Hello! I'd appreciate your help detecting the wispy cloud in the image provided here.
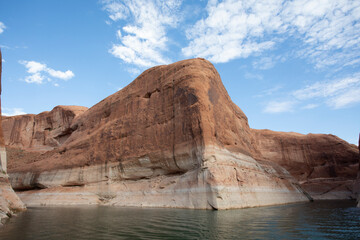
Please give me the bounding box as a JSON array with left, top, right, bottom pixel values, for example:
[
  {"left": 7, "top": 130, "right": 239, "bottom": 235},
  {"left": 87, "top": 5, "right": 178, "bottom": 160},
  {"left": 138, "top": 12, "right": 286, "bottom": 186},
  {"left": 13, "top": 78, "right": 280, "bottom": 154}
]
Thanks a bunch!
[
  {"left": 2, "top": 108, "right": 26, "bottom": 116},
  {"left": 0, "top": 22, "right": 6, "bottom": 34},
  {"left": 283, "top": 0, "right": 360, "bottom": 69},
  {"left": 327, "top": 88, "right": 360, "bottom": 109},
  {"left": 102, "top": 0, "right": 182, "bottom": 68},
  {"left": 19, "top": 60, "right": 74, "bottom": 84},
  {"left": 254, "top": 85, "right": 283, "bottom": 98},
  {"left": 263, "top": 73, "right": 360, "bottom": 112},
  {"left": 293, "top": 74, "right": 360, "bottom": 106},
  {"left": 182, "top": 0, "right": 280, "bottom": 63},
  {"left": 263, "top": 100, "right": 296, "bottom": 113},
  {"left": 302, "top": 103, "right": 318, "bottom": 109},
  {"left": 244, "top": 72, "right": 263, "bottom": 81},
  {"left": 253, "top": 57, "right": 276, "bottom": 70},
  {"left": 182, "top": 0, "right": 360, "bottom": 70}
]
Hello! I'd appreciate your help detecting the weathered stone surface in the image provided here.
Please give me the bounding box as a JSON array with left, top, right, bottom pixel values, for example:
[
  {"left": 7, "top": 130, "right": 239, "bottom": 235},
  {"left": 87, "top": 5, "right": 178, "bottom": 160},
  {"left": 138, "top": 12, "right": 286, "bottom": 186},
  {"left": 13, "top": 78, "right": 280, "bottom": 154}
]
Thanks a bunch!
[
  {"left": 252, "top": 129, "right": 359, "bottom": 200},
  {"left": 0, "top": 173, "right": 26, "bottom": 225},
  {"left": 0, "top": 48, "right": 26, "bottom": 226},
  {"left": 3, "top": 58, "right": 357, "bottom": 209},
  {"left": 2, "top": 105, "right": 88, "bottom": 152}
]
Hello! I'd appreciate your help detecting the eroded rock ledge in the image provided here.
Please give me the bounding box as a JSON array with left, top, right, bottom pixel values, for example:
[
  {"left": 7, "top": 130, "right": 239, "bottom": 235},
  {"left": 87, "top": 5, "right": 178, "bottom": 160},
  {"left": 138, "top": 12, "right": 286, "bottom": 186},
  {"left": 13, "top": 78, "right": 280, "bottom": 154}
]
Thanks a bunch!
[{"left": 3, "top": 58, "right": 358, "bottom": 209}]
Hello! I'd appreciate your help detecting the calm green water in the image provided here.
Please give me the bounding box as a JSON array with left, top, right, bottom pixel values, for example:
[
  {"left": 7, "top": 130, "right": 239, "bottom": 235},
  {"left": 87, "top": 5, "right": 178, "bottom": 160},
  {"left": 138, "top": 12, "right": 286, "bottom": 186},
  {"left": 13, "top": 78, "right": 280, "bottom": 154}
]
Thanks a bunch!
[{"left": 0, "top": 201, "right": 359, "bottom": 240}]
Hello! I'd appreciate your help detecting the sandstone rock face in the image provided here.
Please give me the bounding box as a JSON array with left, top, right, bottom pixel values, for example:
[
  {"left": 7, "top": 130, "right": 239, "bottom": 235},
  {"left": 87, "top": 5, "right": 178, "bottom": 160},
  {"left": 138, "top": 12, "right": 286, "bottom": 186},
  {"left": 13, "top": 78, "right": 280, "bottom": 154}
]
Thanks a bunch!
[
  {"left": 5, "top": 59, "right": 309, "bottom": 209},
  {"left": 4, "top": 58, "right": 357, "bottom": 209},
  {"left": 0, "top": 173, "right": 26, "bottom": 225},
  {"left": 252, "top": 129, "right": 359, "bottom": 200},
  {"left": 0, "top": 48, "right": 25, "bottom": 226},
  {"left": 3, "top": 105, "right": 88, "bottom": 152}
]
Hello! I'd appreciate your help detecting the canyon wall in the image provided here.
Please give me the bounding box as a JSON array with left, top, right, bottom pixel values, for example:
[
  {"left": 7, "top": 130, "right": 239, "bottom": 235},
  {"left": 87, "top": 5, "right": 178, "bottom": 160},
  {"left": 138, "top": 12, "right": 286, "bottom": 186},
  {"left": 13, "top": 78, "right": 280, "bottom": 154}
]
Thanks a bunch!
[
  {"left": 2, "top": 105, "right": 88, "bottom": 152},
  {"left": 3, "top": 58, "right": 358, "bottom": 209},
  {"left": 0, "top": 48, "right": 26, "bottom": 226},
  {"left": 252, "top": 129, "right": 358, "bottom": 200}
]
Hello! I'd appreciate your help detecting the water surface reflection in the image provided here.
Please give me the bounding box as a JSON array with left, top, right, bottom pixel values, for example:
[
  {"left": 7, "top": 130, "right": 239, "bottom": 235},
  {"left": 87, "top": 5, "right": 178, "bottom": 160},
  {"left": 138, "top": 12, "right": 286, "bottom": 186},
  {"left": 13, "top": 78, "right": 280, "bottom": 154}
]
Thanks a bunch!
[{"left": 0, "top": 200, "right": 359, "bottom": 239}]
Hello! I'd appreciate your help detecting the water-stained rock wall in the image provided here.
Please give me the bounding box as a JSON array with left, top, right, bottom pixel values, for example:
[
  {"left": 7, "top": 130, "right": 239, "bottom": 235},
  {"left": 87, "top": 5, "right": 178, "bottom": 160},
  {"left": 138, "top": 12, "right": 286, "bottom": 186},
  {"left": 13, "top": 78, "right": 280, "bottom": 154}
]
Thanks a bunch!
[
  {"left": 3, "top": 58, "right": 358, "bottom": 209},
  {"left": 0, "top": 49, "right": 26, "bottom": 226}
]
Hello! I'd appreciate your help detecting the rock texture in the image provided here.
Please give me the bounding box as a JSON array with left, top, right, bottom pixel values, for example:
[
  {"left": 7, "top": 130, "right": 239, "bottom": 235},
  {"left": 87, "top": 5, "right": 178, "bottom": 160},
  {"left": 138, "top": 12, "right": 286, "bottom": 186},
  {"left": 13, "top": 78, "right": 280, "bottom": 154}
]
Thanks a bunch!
[
  {"left": 0, "top": 173, "right": 25, "bottom": 225},
  {"left": 0, "top": 48, "right": 26, "bottom": 226},
  {"left": 253, "top": 129, "right": 359, "bottom": 200},
  {"left": 3, "top": 58, "right": 358, "bottom": 209},
  {"left": 3, "top": 105, "right": 88, "bottom": 152}
]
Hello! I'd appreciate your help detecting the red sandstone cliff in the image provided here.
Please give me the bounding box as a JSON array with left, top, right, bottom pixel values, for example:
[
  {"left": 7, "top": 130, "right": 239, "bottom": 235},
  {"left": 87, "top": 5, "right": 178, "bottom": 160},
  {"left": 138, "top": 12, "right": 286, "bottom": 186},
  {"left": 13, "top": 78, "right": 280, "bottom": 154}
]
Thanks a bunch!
[
  {"left": 252, "top": 129, "right": 358, "bottom": 199},
  {"left": 3, "top": 105, "right": 88, "bottom": 152},
  {"left": 3, "top": 58, "right": 358, "bottom": 209}
]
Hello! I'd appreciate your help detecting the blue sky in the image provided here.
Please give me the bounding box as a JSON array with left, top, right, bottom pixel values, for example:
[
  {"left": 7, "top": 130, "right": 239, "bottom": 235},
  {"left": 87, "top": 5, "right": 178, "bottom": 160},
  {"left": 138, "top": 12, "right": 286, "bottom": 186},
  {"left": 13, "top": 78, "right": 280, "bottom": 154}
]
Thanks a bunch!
[{"left": 0, "top": 0, "right": 359, "bottom": 145}]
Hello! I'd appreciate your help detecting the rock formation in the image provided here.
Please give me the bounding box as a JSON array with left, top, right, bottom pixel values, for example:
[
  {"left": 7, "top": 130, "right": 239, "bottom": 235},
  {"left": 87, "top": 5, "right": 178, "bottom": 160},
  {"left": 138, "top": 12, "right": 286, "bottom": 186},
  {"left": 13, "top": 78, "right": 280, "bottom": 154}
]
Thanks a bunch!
[
  {"left": 3, "top": 58, "right": 359, "bottom": 209},
  {"left": 253, "top": 130, "right": 358, "bottom": 200},
  {"left": 2, "top": 105, "right": 88, "bottom": 152},
  {"left": 0, "top": 48, "right": 26, "bottom": 226}
]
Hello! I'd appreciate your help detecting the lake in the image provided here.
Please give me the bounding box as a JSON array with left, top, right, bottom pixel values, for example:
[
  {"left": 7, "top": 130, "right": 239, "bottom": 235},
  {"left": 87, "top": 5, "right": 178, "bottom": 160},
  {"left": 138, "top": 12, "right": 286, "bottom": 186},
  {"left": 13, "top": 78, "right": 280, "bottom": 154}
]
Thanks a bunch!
[{"left": 0, "top": 201, "right": 359, "bottom": 239}]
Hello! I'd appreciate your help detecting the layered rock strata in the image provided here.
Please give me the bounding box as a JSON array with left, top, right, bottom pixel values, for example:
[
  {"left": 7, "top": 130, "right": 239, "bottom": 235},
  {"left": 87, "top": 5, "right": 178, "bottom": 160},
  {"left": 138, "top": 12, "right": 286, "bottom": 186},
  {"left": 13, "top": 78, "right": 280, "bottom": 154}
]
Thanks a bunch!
[
  {"left": 5, "top": 59, "right": 309, "bottom": 209},
  {"left": 3, "top": 105, "right": 88, "bottom": 152},
  {"left": 253, "top": 130, "right": 359, "bottom": 200},
  {"left": 3, "top": 58, "right": 358, "bottom": 209},
  {"left": 0, "top": 48, "right": 26, "bottom": 225},
  {"left": 0, "top": 173, "right": 25, "bottom": 225}
]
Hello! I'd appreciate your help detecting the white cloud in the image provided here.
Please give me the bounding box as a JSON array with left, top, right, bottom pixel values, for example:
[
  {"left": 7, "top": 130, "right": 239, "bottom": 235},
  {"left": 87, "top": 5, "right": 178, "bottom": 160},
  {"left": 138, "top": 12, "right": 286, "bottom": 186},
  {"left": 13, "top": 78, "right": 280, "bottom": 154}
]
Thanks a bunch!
[
  {"left": 103, "top": 0, "right": 182, "bottom": 68},
  {"left": 47, "top": 69, "right": 74, "bottom": 80},
  {"left": 20, "top": 61, "right": 46, "bottom": 74},
  {"left": 2, "top": 108, "right": 26, "bottom": 116},
  {"left": 253, "top": 57, "right": 276, "bottom": 70},
  {"left": 182, "top": 0, "right": 285, "bottom": 63},
  {"left": 24, "top": 73, "right": 45, "bottom": 84},
  {"left": 245, "top": 72, "right": 263, "bottom": 80},
  {"left": 183, "top": 0, "right": 360, "bottom": 69},
  {"left": 20, "top": 60, "right": 75, "bottom": 84},
  {"left": 302, "top": 103, "right": 318, "bottom": 109},
  {"left": 263, "top": 100, "right": 296, "bottom": 113},
  {"left": 255, "top": 85, "right": 282, "bottom": 98},
  {"left": 293, "top": 75, "right": 360, "bottom": 101},
  {"left": 264, "top": 73, "right": 360, "bottom": 112},
  {"left": 127, "top": 67, "right": 141, "bottom": 76},
  {"left": 0, "top": 22, "right": 6, "bottom": 34},
  {"left": 285, "top": 1, "right": 360, "bottom": 69},
  {"left": 327, "top": 88, "right": 360, "bottom": 109}
]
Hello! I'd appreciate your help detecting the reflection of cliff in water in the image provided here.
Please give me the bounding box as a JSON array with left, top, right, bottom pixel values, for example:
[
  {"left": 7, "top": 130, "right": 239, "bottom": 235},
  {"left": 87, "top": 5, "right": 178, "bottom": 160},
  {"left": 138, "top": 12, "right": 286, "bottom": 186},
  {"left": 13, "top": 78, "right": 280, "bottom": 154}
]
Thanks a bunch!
[{"left": 0, "top": 201, "right": 359, "bottom": 239}]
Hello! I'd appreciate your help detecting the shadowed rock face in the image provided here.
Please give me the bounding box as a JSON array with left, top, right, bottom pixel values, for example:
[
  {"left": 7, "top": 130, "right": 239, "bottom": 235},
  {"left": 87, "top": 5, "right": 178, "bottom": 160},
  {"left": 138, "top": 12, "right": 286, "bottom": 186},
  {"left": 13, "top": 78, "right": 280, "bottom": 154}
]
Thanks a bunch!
[
  {"left": 253, "top": 129, "right": 358, "bottom": 199},
  {"left": 3, "top": 58, "right": 358, "bottom": 209},
  {"left": 0, "top": 48, "right": 26, "bottom": 226}
]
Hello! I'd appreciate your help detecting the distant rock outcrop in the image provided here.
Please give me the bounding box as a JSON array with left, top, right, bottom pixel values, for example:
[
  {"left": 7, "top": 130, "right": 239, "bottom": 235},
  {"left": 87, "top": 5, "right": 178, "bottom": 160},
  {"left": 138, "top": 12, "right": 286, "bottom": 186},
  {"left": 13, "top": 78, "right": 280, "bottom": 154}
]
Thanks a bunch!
[
  {"left": 3, "top": 105, "right": 88, "bottom": 152},
  {"left": 0, "top": 48, "right": 26, "bottom": 226},
  {"left": 253, "top": 129, "right": 358, "bottom": 200},
  {"left": 3, "top": 58, "right": 359, "bottom": 209}
]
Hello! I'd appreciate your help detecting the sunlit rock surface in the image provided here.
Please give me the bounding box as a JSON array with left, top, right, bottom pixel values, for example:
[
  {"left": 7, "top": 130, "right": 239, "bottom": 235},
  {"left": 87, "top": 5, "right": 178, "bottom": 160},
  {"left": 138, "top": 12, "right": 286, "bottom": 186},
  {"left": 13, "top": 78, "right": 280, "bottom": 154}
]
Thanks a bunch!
[{"left": 3, "top": 59, "right": 358, "bottom": 209}]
